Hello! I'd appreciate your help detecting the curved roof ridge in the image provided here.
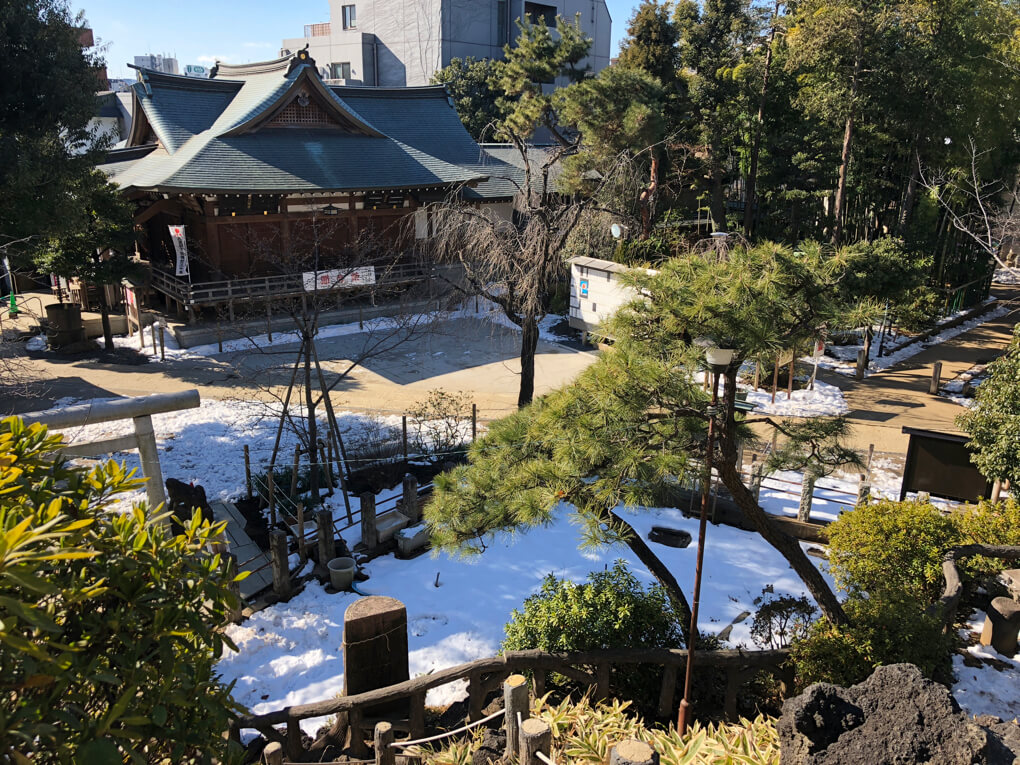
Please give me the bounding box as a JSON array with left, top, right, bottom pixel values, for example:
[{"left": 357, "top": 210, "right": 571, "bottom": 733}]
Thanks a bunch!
[{"left": 210, "top": 53, "right": 295, "bottom": 79}]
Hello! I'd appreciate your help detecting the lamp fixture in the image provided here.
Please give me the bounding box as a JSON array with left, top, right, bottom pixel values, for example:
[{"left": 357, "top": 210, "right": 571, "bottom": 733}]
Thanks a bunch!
[{"left": 321, "top": 204, "right": 340, "bottom": 216}]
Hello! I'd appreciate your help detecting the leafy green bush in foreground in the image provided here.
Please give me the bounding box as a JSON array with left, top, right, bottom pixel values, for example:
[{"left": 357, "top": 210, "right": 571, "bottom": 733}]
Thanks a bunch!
[{"left": 0, "top": 417, "right": 244, "bottom": 764}]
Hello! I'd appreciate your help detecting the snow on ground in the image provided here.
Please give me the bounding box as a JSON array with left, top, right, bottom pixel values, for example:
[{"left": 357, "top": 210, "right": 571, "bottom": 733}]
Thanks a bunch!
[
  {"left": 743, "top": 378, "right": 848, "bottom": 417},
  {"left": 816, "top": 300, "right": 1008, "bottom": 378},
  {"left": 218, "top": 503, "right": 835, "bottom": 737},
  {"left": 107, "top": 301, "right": 575, "bottom": 361},
  {"left": 953, "top": 610, "right": 1020, "bottom": 720},
  {"left": 994, "top": 267, "right": 1020, "bottom": 286}
]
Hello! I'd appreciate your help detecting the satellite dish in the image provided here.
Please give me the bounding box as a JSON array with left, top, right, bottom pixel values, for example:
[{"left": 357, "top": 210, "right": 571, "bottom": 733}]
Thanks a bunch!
[{"left": 611, "top": 223, "right": 624, "bottom": 239}]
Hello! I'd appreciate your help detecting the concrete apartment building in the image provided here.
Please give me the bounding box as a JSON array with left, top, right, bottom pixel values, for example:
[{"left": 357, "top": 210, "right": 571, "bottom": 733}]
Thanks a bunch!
[{"left": 280, "top": 0, "right": 611, "bottom": 87}]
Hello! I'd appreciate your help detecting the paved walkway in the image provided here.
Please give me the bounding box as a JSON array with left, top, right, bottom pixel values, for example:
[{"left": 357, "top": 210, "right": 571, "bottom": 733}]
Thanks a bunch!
[{"left": 821, "top": 284, "right": 1020, "bottom": 453}]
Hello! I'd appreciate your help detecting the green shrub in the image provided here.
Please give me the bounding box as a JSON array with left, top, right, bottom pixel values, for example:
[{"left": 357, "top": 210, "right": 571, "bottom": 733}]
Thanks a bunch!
[
  {"left": 0, "top": 417, "right": 244, "bottom": 763},
  {"left": 826, "top": 499, "right": 962, "bottom": 601},
  {"left": 790, "top": 594, "right": 952, "bottom": 689},
  {"left": 502, "top": 561, "right": 683, "bottom": 712}
]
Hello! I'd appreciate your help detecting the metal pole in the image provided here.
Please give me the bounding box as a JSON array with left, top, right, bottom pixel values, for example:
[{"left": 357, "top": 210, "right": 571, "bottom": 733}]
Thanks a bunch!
[{"left": 677, "top": 366, "right": 721, "bottom": 734}]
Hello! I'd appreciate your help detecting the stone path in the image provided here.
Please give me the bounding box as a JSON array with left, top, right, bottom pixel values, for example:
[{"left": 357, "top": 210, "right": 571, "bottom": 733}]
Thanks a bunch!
[
  {"left": 819, "top": 283, "right": 1020, "bottom": 453},
  {"left": 210, "top": 499, "right": 273, "bottom": 599}
]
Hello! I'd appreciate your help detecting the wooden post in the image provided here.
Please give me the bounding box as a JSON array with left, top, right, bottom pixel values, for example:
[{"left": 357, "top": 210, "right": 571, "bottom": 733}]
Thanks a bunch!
[
  {"left": 268, "top": 469, "right": 277, "bottom": 527},
  {"left": 290, "top": 444, "right": 301, "bottom": 499},
  {"left": 321, "top": 442, "right": 334, "bottom": 493},
  {"left": 856, "top": 476, "right": 871, "bottom": 508},
  {"left": 217, "top": 320, "right": 223, "bottom": 353},
  {"left": 787, "top": 355, "right": 795, "bottom": 400},
  {"left": 402, "top": 415, "right": 408, "bottom": 461},
  {"left": 504, "top": 674, "right": 530, "bottom": 759},
  {"left": 611, "top": 740, "right": 659, "bottom": 765},
  {"left": 158, "top": 322, "right": 165, "bottom": 361},
  {"left": 263, "top": 742, "right": 283, "bottom": 765},
  {"left": 520, "top": 718, "right": 552, "bottom": 765},
  {"left": 865, "top": 443, "right": 875, "bottom": 480},
  {"left": 286, "top": 721, "right": 302, "bottom": 761},
  {"left": 798, "top": 471, "right": 816, "bottom": 522},
  {"left": 596, "top": 662, "right": 610, "bottom": 701},
  {"left": 751, "top": 461, "right": 764, "bottom": 503},
  {"left": 855, "top": 349, "right": 867, "bottom": 380},
  {"left": 150, "top": 321, "right": 157, "bottom": 354},
  {"left": 244, "top": 444, "right": 252, "bottom": 500},
  {"left": 753, "top": 361, "right": 760, "bottom": 390},
  {"left": 657, "top": 664, "right": 677, "bottom": 719},
  {"left": 468, "top": 671, "right": 484, "bottom": 721},
  {"left": 296, "top": 504, "right": 307, "bottom": 562},
  {"left": 316, "top": 508, "right": 333, "bottom": 565},
  {"left": 402, "top": 473, "right": 419, "bottom": 523},
  {"left": 266, "top": 301, "right": 273, "bottom": 342},
  {"left": 374, "top": 721, "right": 395, "bottom": 765},
  {"left": 132, "top": 414, "right": 167, "bottom": 512},
  {"left": 348, "top": 708, "right": 368, "bottom": 758},
  {"left": 225, "top": 552, "right": 243, "bottom": 624},
  {"left": 929, "top": 361, "right": 943, "bottom": 395},
  {"left": 360, "top": 492, "right": 377, "bottom": 552},
  {"left": 409, "top": 691, "right": 426, "bottom": 738},
  {"left": 771, "top": 356, "right": 780, "bottom": 403},
  {"left": 359, "top": 306, "right": 364, "bottom": 330},
  {"left": 471, "top": 403, "right": 477, "bottom": 442},
  {"left": 269, "top": 530, "right": 291, "bottom": 599}
]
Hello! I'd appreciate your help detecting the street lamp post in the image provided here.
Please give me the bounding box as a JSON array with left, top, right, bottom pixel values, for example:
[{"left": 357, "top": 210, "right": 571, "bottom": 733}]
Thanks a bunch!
[{"left": 677, "top": 345, "right": 734, "bottom": 734}]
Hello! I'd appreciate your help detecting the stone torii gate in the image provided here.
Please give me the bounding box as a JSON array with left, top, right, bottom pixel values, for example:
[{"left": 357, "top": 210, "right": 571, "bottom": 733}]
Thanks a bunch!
[{"left": 19, "top": 390, "right": 201, "bottom": 510}]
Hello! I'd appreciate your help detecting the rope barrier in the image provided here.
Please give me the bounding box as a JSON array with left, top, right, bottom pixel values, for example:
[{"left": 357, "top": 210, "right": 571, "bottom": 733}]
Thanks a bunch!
[{"left": 392, "top": 708, "right": 505, "bottom": 749}]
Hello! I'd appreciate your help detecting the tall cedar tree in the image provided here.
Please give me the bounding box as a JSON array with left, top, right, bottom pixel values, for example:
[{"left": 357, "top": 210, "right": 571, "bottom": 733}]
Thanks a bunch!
[{"left": 430, "top": 57, "right": 504, "bottom": 141}]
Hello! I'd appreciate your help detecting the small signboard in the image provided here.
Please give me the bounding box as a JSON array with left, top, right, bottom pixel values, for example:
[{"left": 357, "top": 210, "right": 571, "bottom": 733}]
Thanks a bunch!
[
  {"left": 579, "top": 279, "right": 589, "bottom": 298},
  {"left": 302, "top": 266, "right": 376, "bottom": 292},
  {"left": 813, "top": 338, "right": 825, "bottom": 358}
]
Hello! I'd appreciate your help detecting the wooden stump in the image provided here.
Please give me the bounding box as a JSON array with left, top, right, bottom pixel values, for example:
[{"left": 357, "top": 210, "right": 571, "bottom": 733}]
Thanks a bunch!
[
  {"left": 519, "top": 718, "right": 551, "bottom": 765},
  {"left": 504, "top": 674, "right": 530, "bottom": 758},
  {"left": 610, "top": 739, "right": 659, "bottom": 765},
  {"left": 374, "top": 721, "right": 395, "bottom": 765}
]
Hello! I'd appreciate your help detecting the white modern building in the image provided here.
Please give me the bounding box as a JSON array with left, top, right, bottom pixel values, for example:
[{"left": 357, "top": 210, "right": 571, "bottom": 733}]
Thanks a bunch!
[
  {"left": 568, "top": 256, "right": 647, "bottom": 335},
  {"left": 281, "top": 0, "right": 611, "bottom": 87},
  {"left": 133, "top": 54, "right": 179, "bottom": 75}
]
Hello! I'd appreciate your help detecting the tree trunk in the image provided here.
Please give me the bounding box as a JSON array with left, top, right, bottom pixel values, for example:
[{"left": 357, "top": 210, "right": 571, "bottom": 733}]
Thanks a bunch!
[
  {"left": 610, "top": 509, "right": 694, "bottom": 645},
  {"left": 710, "top": 160, "right": 728, "bottom": 233},
  {"left": 639, "top": 157, "right": 661, "bottom": 240},
  {"left": 861, "top": 325, "right": 873, "bottom": 366},
  {"left": 304, "top": 332, "right": 320, "bottom": 504},
  {"left": 99, "top": 289, "right": 113, "bottom": 350},
  {"left": 518, "top": 314, "right": 540, "bottom": 408},
  {"left": 897, "top": 152, "right": 920, "bottom": 236},
  {"left": 717, "top": 371, "right": 848, "bottom": 625},
  {"left": 832, "top": 54, "right": 861, "bottom": 246},
  {"left": 743, "top": 0, "right": 780, "bottom": 238}
]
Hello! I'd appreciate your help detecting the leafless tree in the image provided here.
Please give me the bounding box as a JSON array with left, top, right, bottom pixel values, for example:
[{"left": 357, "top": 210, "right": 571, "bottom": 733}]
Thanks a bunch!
[
  {"left": 425, "top": 146, "right": 648, "bottom": 408},
  {"left": 919, "top": 138, "right": 1020, "bottom": 278},
  {"left": 197, "top": 212, "right": 444, "bottom": 512}
]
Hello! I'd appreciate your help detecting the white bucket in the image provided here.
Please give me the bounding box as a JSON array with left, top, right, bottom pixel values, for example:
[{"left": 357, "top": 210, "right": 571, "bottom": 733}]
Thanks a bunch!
[{"left": 327, "top": 556, "right": 356, "bottom": 591}]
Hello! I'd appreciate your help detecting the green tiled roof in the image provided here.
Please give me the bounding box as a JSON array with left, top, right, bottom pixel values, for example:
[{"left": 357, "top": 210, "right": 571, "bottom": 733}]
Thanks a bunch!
[{"left": 110, "top": 54, "right": 519, "bottom": 199}]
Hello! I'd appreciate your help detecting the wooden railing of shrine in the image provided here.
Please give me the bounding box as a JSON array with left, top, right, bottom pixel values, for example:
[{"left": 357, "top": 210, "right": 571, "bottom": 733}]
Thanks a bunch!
[
  {"left": 230, "top": 647, "right": 792, "bottom": 760},
  {"left": 150, "top": 262, "right": 433, "bottom": 308}
]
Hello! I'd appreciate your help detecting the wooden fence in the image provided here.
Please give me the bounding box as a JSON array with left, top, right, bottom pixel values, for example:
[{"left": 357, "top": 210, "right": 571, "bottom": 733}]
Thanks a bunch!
[{"left": 232, "top": 646, "right": 791, "bottom": 761}]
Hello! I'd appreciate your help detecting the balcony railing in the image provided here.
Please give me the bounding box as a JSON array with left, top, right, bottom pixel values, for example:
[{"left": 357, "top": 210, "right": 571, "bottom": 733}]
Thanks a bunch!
[{"left": 150, "top": 261, "right": 433, "bottom": 307}]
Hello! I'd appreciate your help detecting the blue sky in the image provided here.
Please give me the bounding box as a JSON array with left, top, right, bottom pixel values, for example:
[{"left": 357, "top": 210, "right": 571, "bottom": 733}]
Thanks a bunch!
[{"left": 75, "top": 0, "right": 639, "bottom": 80}]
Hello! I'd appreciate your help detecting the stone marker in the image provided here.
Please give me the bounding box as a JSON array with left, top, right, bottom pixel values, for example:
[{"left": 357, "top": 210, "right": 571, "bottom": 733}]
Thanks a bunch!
[
  {"left": 343, "top": 596, "right": 409, "bottom": 716},
  {"left": 980, "top": 596, "right": 1020, "bottom": 656}
]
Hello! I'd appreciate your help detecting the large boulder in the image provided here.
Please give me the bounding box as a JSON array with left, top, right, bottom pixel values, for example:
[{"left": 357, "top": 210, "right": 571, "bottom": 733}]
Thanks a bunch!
[{"left": 779, "top": 663, "right": 1020, "bottom": 764}]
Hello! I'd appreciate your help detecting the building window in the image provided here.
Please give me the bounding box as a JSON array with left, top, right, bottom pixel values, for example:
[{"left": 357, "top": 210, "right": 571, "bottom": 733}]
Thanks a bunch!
[
  {"left": 342, "top": 4, "right": 356, "bottom": 29},
  {"left": 497, "top": 0, "right": 508, "bottom": 44},
  {"left": 331, "top": 62, "right": 352, "bottom": 80},
  {"left": 524, "top": 2, "right": 556, "bottom": 27}
]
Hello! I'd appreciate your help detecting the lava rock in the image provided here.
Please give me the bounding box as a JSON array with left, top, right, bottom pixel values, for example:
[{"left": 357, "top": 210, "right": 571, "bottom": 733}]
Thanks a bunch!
[
  {"left": 779, "top": 663, "right": 1020, "bottom": 764},
  {"left": 648, "top": 526, "right": 692, "bottom": 549},
  {"left": 471, "top": 727, "right": 506, "bottom": 765}
]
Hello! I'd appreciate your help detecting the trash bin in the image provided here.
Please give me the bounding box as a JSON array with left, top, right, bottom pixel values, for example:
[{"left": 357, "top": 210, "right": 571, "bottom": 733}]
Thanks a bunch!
[{"left": 327, "top": 557, "right": 356, "bottom": 591}]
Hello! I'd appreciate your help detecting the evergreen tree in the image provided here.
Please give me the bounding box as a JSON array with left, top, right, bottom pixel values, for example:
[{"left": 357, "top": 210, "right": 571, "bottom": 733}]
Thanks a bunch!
[
  {"left": 957, "top": 327, "right": 1020, "bottom": 489},
  {"left": 617, "top": 1, "right": 680, "bottom": 88},
  {"left": 430, "top": 57, "right": 504, "bottom": 141},
  {"left": 0, "top": 0, "right": 108, "bottom": 257},
  {"left": 427, "top": 242, "right": 881, "bottom": 630},
  {"left": 36, "top": 171, "right": 140, "bottom": 349}
]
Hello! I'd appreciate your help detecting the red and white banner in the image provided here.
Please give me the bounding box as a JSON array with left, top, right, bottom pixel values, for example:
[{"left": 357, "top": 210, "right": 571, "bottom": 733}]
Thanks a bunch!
[
  {"left": 169, "top": 225, "right": 189, "bottom": 277},
  {"left": 302, "top": 266, "right": 376, "bottom": 292}
]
